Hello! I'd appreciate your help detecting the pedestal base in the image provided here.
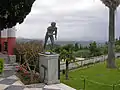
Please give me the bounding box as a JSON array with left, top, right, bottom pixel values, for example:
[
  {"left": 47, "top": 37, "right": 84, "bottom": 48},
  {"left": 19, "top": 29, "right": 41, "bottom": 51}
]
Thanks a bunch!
[
  {"left": 44, "top": 80, "right": 60, "bottom": 85},
  {"left": 39, "top": 53, "right": 60, "bottom": 85}
]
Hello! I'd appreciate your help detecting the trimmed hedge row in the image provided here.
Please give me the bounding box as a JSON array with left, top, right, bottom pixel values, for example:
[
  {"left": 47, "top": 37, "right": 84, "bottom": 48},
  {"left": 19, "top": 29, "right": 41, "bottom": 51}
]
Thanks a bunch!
[{"left": 0, "top": 58, "right": 4, "bottom": 74}]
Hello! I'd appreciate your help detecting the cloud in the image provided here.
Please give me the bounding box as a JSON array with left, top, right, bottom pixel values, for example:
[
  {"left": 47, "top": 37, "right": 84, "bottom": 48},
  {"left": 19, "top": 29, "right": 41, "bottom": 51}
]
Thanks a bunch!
[{"left": 16, "top": 0, "right": 120, "bottom": 41}]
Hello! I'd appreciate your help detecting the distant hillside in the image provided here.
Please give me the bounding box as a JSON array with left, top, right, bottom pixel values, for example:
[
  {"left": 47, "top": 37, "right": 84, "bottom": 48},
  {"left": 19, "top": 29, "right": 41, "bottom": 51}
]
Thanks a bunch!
[
  {"left": 16, "top": 38, "right": 105, "bottom": 46},
  {"left": 16, "top": 38, "right": 32, "bottom": 43},
  {"left": 54, "top": 41, "right": 105, "bottom": 46}
]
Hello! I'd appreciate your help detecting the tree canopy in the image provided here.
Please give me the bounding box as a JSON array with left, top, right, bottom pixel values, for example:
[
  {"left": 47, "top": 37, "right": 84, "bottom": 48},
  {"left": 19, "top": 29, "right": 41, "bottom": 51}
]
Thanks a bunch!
[
  {"left": 101, "top": 0, "right": 120, "bottom": 9},
  {"left": 0, "top": 0, "right": 35, "bottom": 30}
]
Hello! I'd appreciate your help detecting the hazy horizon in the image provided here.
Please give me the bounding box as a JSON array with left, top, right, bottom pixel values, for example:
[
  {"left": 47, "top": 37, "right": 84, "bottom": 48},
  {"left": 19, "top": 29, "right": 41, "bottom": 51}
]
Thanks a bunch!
[{"left": 16, "top": 37, "right": 106, "bottom": 42}]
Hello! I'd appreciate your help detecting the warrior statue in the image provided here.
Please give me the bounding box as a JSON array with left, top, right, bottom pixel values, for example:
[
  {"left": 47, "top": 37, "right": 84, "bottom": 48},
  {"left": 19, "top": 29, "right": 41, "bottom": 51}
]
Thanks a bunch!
[{"left": 43, "top": 22, "right": 57, "bottom": 51}]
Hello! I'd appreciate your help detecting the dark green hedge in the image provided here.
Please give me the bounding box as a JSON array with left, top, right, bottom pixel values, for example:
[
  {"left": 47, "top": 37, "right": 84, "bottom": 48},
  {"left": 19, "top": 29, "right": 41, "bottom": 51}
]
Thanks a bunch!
[{"left": 0, "top": 58, "right": 4, "bottom": 73}]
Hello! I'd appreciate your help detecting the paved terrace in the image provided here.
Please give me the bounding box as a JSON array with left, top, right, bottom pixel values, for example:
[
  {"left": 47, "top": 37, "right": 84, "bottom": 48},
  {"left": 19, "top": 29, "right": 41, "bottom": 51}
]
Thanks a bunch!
[{"left": 0, "top": 53, "right": 76, "bottom": 90}]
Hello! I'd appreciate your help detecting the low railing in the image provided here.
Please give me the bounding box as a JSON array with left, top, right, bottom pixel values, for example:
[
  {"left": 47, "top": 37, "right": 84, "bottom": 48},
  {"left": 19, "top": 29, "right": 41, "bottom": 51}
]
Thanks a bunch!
[
  {"left": 79, "top": 75, "right": 120, "bottom": 90},
  {"left": 60, "top": 53, "right": 120, "bottom": 70}
]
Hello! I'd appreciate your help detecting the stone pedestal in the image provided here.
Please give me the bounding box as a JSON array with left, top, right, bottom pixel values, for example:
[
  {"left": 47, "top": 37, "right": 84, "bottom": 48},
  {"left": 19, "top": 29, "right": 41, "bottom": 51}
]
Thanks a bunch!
[{"left": 39, "top": 53, "right": 60, "bottom": 85}]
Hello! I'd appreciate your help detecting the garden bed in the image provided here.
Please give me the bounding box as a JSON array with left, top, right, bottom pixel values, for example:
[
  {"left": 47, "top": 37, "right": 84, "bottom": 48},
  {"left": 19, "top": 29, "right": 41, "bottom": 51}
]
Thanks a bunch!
[
  {"left": 16, "top": 72, "right": 40, "bottom": 85},
  {"left": 16, "top": 65, "right": 41, "bottom": 85}
]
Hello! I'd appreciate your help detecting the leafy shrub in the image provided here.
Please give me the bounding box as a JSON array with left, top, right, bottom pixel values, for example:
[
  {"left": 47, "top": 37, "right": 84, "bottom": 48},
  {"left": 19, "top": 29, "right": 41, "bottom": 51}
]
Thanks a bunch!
[
  {"left": 74, "top": 50, "right": 90, "bottom": 58},
  {"left": 0, "top": 58, "right": 4, "bottom": 73}
]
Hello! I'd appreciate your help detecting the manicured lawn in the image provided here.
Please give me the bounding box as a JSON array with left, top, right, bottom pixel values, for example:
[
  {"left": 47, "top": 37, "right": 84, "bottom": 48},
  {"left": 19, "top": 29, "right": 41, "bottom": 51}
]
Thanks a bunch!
[{"left": 61, "top": 59, "right": 120, "bottom": 90}]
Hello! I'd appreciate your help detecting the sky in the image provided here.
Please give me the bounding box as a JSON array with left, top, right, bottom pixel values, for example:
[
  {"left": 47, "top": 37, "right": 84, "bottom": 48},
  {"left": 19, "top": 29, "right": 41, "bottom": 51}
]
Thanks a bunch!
[{"left": 16, "top": 0, "right": 120, "bottom": 41}]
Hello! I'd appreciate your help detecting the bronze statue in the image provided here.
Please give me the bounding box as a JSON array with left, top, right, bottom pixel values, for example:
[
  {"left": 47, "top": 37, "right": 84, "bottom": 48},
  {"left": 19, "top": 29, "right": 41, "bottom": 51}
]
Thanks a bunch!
[{"left": 43, "top": 22, "right": 57, "bottom": 51}]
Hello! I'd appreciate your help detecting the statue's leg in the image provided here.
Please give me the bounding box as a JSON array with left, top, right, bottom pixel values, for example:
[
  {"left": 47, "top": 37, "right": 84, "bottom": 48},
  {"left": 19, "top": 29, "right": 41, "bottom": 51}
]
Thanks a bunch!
[
  {"left": 44, "top": 35, "right": 48, "bottom": 49},
  {"left": 50, "top": 36, "right": 54, "bottom": 50}
]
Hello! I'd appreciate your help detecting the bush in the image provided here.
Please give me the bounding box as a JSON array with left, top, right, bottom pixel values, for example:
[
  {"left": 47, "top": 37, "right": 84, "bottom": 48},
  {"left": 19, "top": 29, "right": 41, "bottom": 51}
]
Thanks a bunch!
[
  {"left": 74, "top": 50, "right": 90, "bottom": 58},
  {"left": 0, "top": 58, "right": 4, "bottom": 74}
]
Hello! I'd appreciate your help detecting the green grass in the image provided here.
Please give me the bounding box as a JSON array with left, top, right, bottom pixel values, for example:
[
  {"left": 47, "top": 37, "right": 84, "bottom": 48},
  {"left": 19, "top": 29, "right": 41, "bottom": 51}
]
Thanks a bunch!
[{"left": 61, "top": 59, "right": 120, "bottom": 90}]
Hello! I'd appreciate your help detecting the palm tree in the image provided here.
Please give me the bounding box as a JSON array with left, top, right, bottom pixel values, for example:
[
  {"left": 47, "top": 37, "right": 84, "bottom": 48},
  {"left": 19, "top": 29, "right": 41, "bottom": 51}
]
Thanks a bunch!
[
  {"left": 59, "top": 45, "right": 75, "bottom": 80},
  {"left": 101, "top": 0, "right": 120, "bottom": 68}
]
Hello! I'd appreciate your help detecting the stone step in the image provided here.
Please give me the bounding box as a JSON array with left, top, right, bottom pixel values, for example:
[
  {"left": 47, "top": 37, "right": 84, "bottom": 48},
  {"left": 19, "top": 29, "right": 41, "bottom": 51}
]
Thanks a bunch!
[
  {"left": 0, "top": 54, "right": 10, "bottom": 64},
  {"left": 55, "top": 83, "right": 76, "bottom": 90},
  {"left": 26, "top": 83, "right": 45, "bottom": 88},
  {"left": 0, "top": 54, "right": 16, "bottom": 64},
  {"left": 4, "top": 63, "right": 19, "bottom": 66},
  {"left": 4, "top": 63, "right": 19, "bottom": 70},
  {"left": 4, "top": 66, "right": 14, "bottom": 70},
  {"left": 43, "top": 83, "right": 76, "bottom": 90}
]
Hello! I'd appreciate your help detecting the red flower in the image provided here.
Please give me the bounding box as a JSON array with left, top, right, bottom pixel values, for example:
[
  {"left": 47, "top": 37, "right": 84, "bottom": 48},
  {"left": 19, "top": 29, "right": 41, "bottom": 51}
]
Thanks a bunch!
[
  {"left": 16, "top": 66, "right": 20, "bottom": 68},
  {"left": 24, "top": 71, "right": 29, "bottom": 75},
  {"left": 19, "top": 67, "right": 23, "bottom": 71}
]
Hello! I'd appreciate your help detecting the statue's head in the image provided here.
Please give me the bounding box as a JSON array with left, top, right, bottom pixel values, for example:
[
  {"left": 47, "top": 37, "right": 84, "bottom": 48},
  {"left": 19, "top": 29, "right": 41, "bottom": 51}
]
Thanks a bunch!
[{"left": 51, "top": 22, "right": 56, "bottom": 27}]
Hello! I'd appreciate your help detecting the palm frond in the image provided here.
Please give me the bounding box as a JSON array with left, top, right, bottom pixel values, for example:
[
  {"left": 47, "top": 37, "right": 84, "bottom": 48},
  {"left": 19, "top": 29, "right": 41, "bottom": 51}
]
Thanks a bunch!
[{"left": 101, "top": 0, "right": 120, "bottom": 8}]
